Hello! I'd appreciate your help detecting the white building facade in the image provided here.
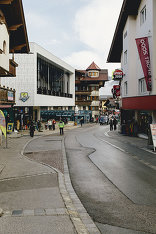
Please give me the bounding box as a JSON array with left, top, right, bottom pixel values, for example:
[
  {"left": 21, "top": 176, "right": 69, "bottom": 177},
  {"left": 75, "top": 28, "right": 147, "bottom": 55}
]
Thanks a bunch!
[
  {"left": 108, "top": 0, "right": 156, "bottom": 135},
  {"left": 1, "top": 43, "right": 75, "bottom": 125}
]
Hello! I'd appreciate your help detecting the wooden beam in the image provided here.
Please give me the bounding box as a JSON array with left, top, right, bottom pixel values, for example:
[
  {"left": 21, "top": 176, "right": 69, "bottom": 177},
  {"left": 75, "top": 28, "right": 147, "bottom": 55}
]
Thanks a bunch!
[
  {"left": 10, "top": 43, "right": 26, "bottom": 52},
  {"left": 8, "top": 24, "right": 23, "bottom": 31},
  {"left": 0, "top": 0, "right": 14, "bottom": 4}
]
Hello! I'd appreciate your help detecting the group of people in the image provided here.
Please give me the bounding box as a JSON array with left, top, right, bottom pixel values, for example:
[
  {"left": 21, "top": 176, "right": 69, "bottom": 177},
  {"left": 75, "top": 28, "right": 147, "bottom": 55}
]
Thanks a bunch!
[
  {"left": 109, "top": 116, "right": 117, "bottom": 131},
  {"left": 29, "top": 118, "right": 65, "bottom": 137},
  {"left": 47, "top": 119, "right": 56, "bottom": 130}
]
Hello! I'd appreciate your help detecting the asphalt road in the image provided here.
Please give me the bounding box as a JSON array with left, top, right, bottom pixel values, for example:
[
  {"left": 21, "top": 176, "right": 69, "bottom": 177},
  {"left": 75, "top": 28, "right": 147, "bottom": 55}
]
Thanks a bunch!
[{"left": 65, "top": 124, "right": 156, "bottom": 234}]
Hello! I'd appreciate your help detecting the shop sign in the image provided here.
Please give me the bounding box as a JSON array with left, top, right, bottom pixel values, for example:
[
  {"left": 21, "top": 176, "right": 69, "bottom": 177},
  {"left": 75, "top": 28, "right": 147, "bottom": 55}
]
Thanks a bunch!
[
  {"left": 20, "top": 92, "right": 29, "bottom": 102},
  {"left": 135, "top": 37, "right": 152, "bottom": 91},
  {"left": 8, "top": 91, "right": 14, "bottom": 101},
  {"left": 150, "top": 124, "right": 156, "bottom": 151},
  {"left": 112, "top": 85, "right": 120, "bottom": 99},
  {"left": 7, "top": 123, "right": 14, "bottom": 133},
  {"left": 0, "top": 110, "right": 6, "bottom": 138},
  {"left": 112, "top": 69, "right": 123, "bottom": 80}
]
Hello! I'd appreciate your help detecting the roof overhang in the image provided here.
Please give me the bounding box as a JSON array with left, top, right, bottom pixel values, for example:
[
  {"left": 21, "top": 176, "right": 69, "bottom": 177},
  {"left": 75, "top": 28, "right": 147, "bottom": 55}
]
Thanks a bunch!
[
  {"left": 107, "top": 0, "right": 141, "bottom": 63},
  {"left": 0, "top": 0, "right": 29, "bottom": 53}
]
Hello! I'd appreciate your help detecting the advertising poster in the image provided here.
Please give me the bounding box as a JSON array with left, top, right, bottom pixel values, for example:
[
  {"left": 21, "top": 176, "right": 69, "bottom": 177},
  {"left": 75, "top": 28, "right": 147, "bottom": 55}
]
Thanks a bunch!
[
  {"left": 150, "top": 124, "right": 156, "bottom": 151},
  {"left": 0, "top": 110, "right": 6, "bottom": 138}
]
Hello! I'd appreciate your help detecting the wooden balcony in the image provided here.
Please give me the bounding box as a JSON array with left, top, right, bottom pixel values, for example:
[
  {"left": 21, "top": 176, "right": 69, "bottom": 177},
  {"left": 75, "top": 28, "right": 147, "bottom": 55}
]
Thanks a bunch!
[
  {"left": 0, "top": 86, "right": 15, "bottom": 105},
  {"left": 0, "top": 59, "right": 18, "bottom": 77},
  {"left": 75, "top": 90, "right": 91, "bottom": 95},
  {"left": 75, "top": 100, "right": 91, "bottom": 106}
]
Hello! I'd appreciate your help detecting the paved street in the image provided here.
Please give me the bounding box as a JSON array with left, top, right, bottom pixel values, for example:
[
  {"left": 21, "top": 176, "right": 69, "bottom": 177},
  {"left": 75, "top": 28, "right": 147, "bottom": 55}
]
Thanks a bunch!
[
  {"left": 65, "top": 124, "right": 156, "bottom": 234},
  {"left": 0, "top": 123, "right": 156, "bottom": 233}
]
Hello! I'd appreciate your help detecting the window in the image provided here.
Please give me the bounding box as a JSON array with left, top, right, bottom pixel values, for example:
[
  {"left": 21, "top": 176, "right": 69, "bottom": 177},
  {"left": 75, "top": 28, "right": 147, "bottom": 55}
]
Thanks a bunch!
[
  {"left": 124, "top": 31, "right": 127, "bottom": 39},
  {"left": 3, "top": 40, "right": 6, "bottom": 54},
  {"left": 139, "top": 78, "right": 146, "bottom": 94},
  {"left": 140, "top": 6, "right": 146, "bottom": 25},
  {"left": 124, "top": 50, "right": 127, "bottom": 64},
  {"left": 124, "top": 81, "right": 128, "bottom": 95}
]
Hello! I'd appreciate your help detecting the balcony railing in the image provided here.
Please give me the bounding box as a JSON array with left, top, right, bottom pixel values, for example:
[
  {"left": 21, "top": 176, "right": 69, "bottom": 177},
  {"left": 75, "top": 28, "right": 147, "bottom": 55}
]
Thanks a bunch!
[
  {"left": 0, "top": 59, "right": 18, "bottom": 77},
  {"left": 75, "top": 90, "right": 91, "bottom": 95},
  {"left": 0, "top": 86, "right": 15, "bottom": 104},
  {"left": 75, "top": 100, "right": 91, "bottom": 106},
  {"left": 37, "top": 87, "right": 73, "bottom": 98}
]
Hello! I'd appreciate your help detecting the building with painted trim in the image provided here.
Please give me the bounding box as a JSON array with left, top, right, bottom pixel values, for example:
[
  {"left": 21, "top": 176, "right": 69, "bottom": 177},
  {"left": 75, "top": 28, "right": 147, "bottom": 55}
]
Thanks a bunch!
[
  {"left": 0, "top": 0, "right": 29, "bottom": 117},
  {"left": 107, "top": 0, "right": 156, "bottom": 135},
  {"left": 1, "top": 42, "right": 75, "bottom": 129},
  {"left": 75, "top": 62, "right": 108, "bottom": 120}
]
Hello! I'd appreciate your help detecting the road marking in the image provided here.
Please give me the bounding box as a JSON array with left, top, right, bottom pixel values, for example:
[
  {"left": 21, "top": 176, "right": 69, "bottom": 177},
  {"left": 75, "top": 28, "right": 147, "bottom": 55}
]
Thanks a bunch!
[
  {"left": 141, "top": 147, "right": 156, "bottom": 155},
  {"left": 99, "top": 138, "right": 126, "bottom": 152},
  {"left": 104, "top": 130, "right": 110, "bottom": 137}
]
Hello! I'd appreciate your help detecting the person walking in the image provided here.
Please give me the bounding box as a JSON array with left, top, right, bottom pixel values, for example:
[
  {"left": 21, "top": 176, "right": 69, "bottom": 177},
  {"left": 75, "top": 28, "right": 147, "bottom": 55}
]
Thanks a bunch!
[
  {"left": 29, "top": 121, "right": 35, "bottom": 137},
  {"left": 58, "top": 119, "right": 64, "bottom": 135},
  {"left": 48, "top": 119, "right": 52, "bottom": 130},
  {"left": 52, "top": 119, "right": 56, "bottom": 130},
  {"left": 113, "top": 117, "right": 117, "bottom": 130},
  {"left": 80, "top": 117, "right": 83, "bottom": 127},
  {"left": 109, "top": 118, "right": 113, "bottom": 131}
]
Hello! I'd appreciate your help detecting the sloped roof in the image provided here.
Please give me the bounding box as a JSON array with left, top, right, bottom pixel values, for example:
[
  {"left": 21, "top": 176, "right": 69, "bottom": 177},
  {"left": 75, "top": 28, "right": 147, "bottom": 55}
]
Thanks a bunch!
[
  {"left": 107, "top": 0, "right": 141, "bottom": 62},
  {"left": 76, "top": 69, "right": 108, "bottom": 81},
  {"left": 86, "top": 61, "right": 101, "bottom": 71},
  {"left": 0, "top": 0, "right": 29, "bottom": 53}
]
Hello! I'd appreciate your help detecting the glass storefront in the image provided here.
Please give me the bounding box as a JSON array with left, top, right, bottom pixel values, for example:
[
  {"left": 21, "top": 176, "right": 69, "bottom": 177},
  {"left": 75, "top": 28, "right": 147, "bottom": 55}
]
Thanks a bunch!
[{"left": 37, "top": 54, "right": 72, "bottom": 98}]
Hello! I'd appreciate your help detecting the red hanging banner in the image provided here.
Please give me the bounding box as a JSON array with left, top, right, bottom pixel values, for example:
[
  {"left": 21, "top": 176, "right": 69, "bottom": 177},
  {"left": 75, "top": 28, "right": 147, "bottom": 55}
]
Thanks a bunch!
[{"left": 135, "top": 37, "right": 152, "bottom": 91}]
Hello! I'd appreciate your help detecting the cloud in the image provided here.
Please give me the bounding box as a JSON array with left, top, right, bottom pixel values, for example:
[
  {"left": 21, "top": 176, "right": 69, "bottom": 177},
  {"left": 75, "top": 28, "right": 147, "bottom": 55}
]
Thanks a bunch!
[
  {"left": 74, "top": 0, "right": 122, "bottom": 53},
  {"left": 64, "top": 50, "right": 120, "bottom": 74}
]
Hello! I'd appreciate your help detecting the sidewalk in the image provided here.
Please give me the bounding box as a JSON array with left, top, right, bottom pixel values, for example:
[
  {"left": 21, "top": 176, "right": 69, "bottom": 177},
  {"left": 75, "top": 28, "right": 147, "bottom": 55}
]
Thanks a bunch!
[{"left": 0, "top": 123, "right": 100, "bottom": 234}]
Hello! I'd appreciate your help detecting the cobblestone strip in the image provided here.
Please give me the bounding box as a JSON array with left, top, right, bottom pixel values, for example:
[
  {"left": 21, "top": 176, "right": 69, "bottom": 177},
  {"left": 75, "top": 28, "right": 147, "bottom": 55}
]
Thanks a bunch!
[
  {"left": 60, "top": 138, "right": 101, "bottom": 234},
  {"left": 2, "top": 208, "right": 68, "bottom": 217}
]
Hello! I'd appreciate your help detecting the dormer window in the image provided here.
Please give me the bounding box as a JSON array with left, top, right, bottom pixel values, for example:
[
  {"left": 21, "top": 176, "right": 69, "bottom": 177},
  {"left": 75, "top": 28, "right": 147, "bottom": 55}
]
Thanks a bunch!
[{"left": 88, "top": 71, "right": 99, "bottom": 77}]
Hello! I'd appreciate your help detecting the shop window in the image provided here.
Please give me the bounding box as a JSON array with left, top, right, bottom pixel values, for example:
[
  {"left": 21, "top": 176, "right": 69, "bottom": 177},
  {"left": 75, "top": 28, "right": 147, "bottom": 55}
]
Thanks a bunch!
[{"left": 140, "top": 6, "right": 146, "bottom": 25}]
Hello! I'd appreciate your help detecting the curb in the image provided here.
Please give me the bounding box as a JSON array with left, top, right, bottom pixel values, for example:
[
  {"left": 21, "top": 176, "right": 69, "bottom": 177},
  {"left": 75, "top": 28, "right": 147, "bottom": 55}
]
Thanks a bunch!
[{"left": 61, "top": 138, "right": 101, "bottom": 234}]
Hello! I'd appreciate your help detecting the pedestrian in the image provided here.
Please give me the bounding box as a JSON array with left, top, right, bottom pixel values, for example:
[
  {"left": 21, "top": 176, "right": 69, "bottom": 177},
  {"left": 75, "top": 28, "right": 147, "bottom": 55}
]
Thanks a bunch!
[
  {"left": 96, "top": 117, "right": 98, "bottom": 124},
  {"left": 58, "top": 119, "right": 64, "bottom": 135},
  {"left": 48, "top": 119, "right": 52, "bottom": 130},
  {"left": 109, "top": 118, "right": 113, "bottom": 131},
  {"left": 113, "top": 117, "right": 117, "bottom": 130},
  {"left": 37, "top": 120, "right": 41, "bottom": 132},
  {"left": 52, "top": 119, "right": 56, "bottom": 130},
  {"left": 29, "top": 121, "right": 35, "bottom": 137},
  {"left": 16, "top": 119, "right": 20, "bottom": 131},
  {"left": 80, "top": 117, "right": 83, "bottom": 127}
]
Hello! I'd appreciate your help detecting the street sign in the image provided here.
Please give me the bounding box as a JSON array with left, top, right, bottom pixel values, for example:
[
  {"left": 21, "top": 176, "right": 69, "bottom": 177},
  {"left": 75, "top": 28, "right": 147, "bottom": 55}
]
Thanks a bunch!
[{"left": 150, "top": 124, "right": 156, "bottom": 151}]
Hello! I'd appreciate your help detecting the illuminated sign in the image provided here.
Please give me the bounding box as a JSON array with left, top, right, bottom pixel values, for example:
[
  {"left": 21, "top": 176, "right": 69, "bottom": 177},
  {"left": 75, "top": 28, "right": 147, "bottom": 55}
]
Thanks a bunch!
[{"left": 113, "top": 69, "right": 123, "bottom": 80}]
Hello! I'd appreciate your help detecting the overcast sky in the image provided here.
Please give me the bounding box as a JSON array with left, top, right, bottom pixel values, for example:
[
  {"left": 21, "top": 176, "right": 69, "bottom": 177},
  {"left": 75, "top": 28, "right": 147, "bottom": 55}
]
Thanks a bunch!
[{"left": 22, "top": 0, "right": 123, "bottom": 76}]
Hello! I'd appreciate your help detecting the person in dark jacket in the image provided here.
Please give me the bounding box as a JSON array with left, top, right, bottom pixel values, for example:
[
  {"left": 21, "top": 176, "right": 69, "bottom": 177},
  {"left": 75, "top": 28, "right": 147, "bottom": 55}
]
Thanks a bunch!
[
  {"left": 30, "top": 121, "right": 35, "bottom": 137},
  {"left": 109, "top": 118, "right": 113, "bottom": 131},
  {"left": 113, "top": 117, "right": 117, "bottom": 130},
  {"left": 80, "top": 117, "right": 83, "bottom": 127}
]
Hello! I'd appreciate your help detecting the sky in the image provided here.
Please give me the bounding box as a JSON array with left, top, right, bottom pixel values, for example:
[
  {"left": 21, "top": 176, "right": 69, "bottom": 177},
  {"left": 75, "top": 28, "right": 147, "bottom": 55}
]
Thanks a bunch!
[{"left": 22, "top": 0, "right": 123, "bottom": 76}]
